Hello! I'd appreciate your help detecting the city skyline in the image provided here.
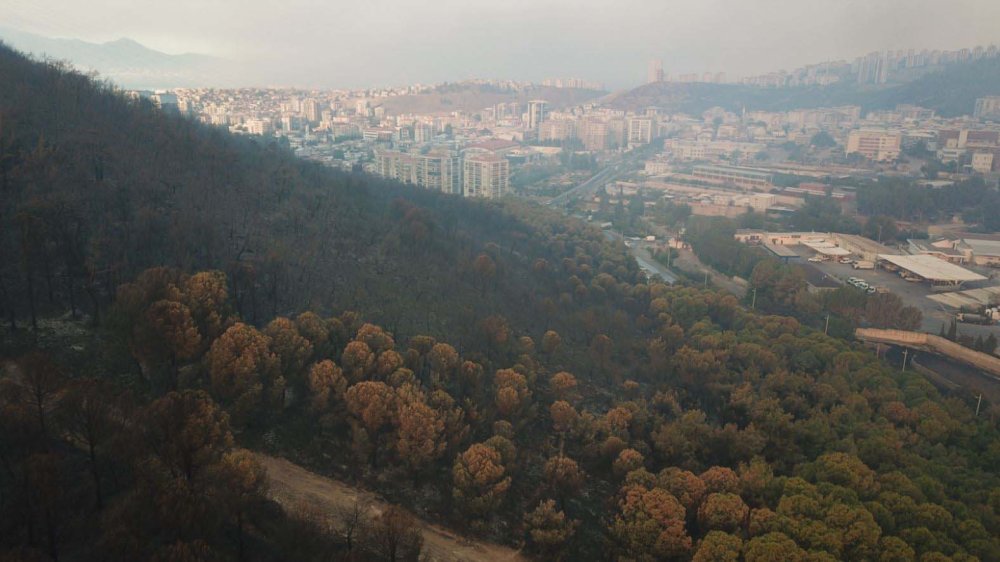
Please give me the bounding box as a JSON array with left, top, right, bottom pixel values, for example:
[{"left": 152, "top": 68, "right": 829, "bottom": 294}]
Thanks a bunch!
[{"left": 3, "top": 0, "right": 1000, "bottom": 89}]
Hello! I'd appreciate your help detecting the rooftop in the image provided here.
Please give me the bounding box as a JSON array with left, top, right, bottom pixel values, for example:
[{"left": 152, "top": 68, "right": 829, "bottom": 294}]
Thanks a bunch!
[
  {"left": 879, "top": 254, "right": 987, "bottom": 282},
  {"left": 966, "top": 238, "right": 1000, "bottom": 257},
  {"left": 764, "top": 243, "right": 800, "bottom": 258}
]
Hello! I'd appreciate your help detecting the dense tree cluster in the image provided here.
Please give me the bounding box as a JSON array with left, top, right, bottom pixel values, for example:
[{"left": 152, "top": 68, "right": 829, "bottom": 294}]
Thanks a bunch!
[
  {"left": 857, "top": 176, "right": 1000, "bottom": 231},
  {"left": 29, "top": 264, "right": 988, "bottom": 561}
]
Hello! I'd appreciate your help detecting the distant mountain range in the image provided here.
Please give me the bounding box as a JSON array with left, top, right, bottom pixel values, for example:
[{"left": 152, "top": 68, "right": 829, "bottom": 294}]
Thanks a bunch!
[
  {"left": 0, "top": 27, "right": 235, "bottom": 89},
  {"left": 604, "top": 56, "right": 1000, "bottom": 118}
]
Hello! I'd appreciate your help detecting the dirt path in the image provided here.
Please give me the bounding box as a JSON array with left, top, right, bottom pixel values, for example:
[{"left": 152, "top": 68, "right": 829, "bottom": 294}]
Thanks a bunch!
[{"left": 253, "top": 453, "right": 525, "bottom": 562}]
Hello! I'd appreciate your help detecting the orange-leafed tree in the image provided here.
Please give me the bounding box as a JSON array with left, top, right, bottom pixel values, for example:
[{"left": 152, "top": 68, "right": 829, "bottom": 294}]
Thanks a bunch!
[
  {"left": 355, "top": 323, "right": 395, "bottom": 354},
  {"left": 494, "top": 368, "right": 530, "bottom": 418},
  {"left": 550, "top": 400, "right": 579, "bottom": 434},
  {"left": 306, "top": 360, "right": 347, "bottom": 414},
  {"left": 394, "top": 390, "right": 445, "bottom": 474},
  {"left": 140, "top": 299, "right": 201, "bottom": 388},
  {"left": 452, "top": 443, "right": 511, "bottom": 518},
  {"left": 658, "top": 467, "right": 708, "bottom": 514},
  {"left": 523, "top": 499, "right": 578, "bottom": 559},
  {"left": 693, "top": 531, "right": 743, "bottom": 562},
  {"left": 700, "top": 466, "right": 740, "bottom": 494},
  {"left": 295, "top": 311, "right": 330, "bottom": 353},
  {"left": 544, "top": 455, "right": 585, "bottom": 504},
  {"left": 375, "top": 350, "right": 405, "bottom": 380},
  {"left": 428, "top": 343, "right": 460, "bottom": 383},
  {"left": 207, "top": 323, "right": 279, "bottom": 417},
  {"left": 140, "top": 390, "right": 233, "bottom": 483},
  {"left": 344, "top": 381, "right": 396, "bottom": 436},
  {"left": 549, "top": 371, "right": 578, "bottom": 402},
  {"left": 610, "top": 484, "right": 692, "bottom": 560},
  {"left": 181, "top": 270, "right": 230, "bottom": 342},
  {"left": 344, "top": 381, "right": 396, "bottom": 467},
  {"left": 341, "top": 340, "right": 375, "bottom": 383},
  {"left": 697, "top": 492, "right": 750, "bottom": 533},
  {"left": 541, "top": 330, "right": 562, "bottom": 356},
  {"left": 613, "top": 448, "right": 646, "bottom": 478},
  {"left": 264, "top": 317, "right": 313, "bottom": 385}
]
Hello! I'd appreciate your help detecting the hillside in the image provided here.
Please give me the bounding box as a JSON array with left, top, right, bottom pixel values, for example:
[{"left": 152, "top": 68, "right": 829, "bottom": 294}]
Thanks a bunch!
[
  {"left": 606, "top": 56, "right": 1000, "bottom": 117},
  {"left": 2, "top": 42, "right": 1000, "bottom": 562},
  {"left": 379, "top": 83, "right": 606, "bottom": 115},
  {"left": 0, "top": 42, "right": 637, "bottom": 372}
]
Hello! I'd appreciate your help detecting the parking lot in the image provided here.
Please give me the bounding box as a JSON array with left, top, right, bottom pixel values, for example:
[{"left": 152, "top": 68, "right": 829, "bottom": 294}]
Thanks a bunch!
[{"left": 787, "top": 246, "right": 1000, "bottom": 340}]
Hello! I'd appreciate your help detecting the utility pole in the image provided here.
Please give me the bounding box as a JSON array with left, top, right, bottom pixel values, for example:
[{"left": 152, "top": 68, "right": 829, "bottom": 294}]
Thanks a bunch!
[
  {"left": 901, "top": 348, "right": 909, "bottom": 372},
  {"left": 976, "top": 393, "right": 983, "bottom": 417},
  {"left": 824, "top": 314, "right": 830, "bottom": 335},
  {"left": 751, "top": 287, "right": 757, "bottom": 310}
]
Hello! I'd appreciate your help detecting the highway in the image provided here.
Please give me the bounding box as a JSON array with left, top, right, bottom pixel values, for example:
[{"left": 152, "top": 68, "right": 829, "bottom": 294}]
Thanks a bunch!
[{"left": 545, "top": 162, "right": 625, "bottom": 207}]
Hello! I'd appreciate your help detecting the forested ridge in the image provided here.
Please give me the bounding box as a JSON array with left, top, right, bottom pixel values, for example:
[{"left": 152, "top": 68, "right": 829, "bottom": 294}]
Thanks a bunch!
[{"left": 2, "top": 43, "right": 1000, "bottom": 562}]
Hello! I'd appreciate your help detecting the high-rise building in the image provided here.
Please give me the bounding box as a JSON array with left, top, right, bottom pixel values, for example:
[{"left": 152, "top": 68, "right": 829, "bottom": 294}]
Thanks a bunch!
[
  {"left": 416, "top": 150, "right": 462, "bottom": 194},
  {"left": 414, "top": 123, "right": 436, "bottom": 142},
  {"left": 856, "top": 52, "right": 888, "bottom": 85},
  {"left": 302, "top": 99, "right": 321, "bottom": 123},
  {"left": 974, "top": 96, "right": 1000, "bottom": 120},
  {"left": 578, "top": 118, "right": 609, "bottom": 151},
  {"left": 527, "top": 100, "right": 548, "bottom": 129},
  {"left": 647, "top": 59, "right": 664, "bottom": 83},
  {"left": 539, "top": 120, "right": 576, "bottom": 142},
  {"left": 606, "top": 118, "right": 627, "bottom": 149},
  {"left": 463, "top": 153, "right": 510, "bottom": 199},
  {"left": 627, "top": 117, "right": 654, "bottom": 146}
]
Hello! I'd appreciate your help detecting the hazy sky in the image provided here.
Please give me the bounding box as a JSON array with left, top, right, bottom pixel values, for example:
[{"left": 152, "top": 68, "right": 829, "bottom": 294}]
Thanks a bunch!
[{"left": 3, "top": 0, "right": 1000, "bottom": 89}]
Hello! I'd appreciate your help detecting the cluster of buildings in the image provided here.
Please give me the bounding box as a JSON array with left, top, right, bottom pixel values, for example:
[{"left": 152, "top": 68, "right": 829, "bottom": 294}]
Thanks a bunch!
[
  {"left": 373, "top": 143, "right": 511, "bottom": 199},
  {"left": 855, "top": 45, "right": 999, "bottom": 85},
  {"left": 646, "top": 59, "right": 727, "bottom": 84},
  {"left": 735, "top": 230, "right": 991, "bottom": 289},
  {"left": 648, "top": 44, "right": 999, "bottom": 89},
  {"left": 541, "top": 77, "right": 605, "bottom": 90},
  {"left": 135, "top": 44, "right": 1000, "bottom": 206},
  {"left": 621, "top": 94, "right": 1000, "bottom": 219},
  {"left": 908, "top": 237, "right": 1000, "bottom": 268}
]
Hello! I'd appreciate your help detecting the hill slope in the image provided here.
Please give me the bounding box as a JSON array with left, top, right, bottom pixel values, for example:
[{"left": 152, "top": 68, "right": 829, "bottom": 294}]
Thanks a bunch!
[{"left": 0, "top": 42, "right": 638, "bottom": 367}]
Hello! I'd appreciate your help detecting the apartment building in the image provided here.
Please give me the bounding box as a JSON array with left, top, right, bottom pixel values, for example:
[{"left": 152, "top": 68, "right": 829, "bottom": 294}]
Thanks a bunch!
[
  {"left": 463, "top": 153, "right": 510, "bottom": 199},
  {"left": 845, "top": 130, "right": 901, "bottom": 161}
]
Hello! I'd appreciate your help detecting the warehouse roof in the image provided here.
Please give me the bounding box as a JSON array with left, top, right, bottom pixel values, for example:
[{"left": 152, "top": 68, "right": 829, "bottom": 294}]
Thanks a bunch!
[
  {"left": 879, "top": 254, "right": 987, "bottom": 282},
  {"left": 802, "top": 241, "right": 852, "bottom": 256},
  {"left": 764, "top": 243, "right": 799, "bottom": 258}
]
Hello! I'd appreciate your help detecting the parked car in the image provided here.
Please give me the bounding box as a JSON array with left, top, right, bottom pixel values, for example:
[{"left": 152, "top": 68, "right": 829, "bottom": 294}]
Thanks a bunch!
[{"left": 839, "top": 257, "right": 854, "bottom": 264}]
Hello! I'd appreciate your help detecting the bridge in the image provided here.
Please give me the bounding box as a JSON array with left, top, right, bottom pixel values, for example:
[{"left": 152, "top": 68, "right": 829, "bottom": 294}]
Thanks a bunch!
[{"left": 855, "top": 328, "right": 1000, "bottom": 380}]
